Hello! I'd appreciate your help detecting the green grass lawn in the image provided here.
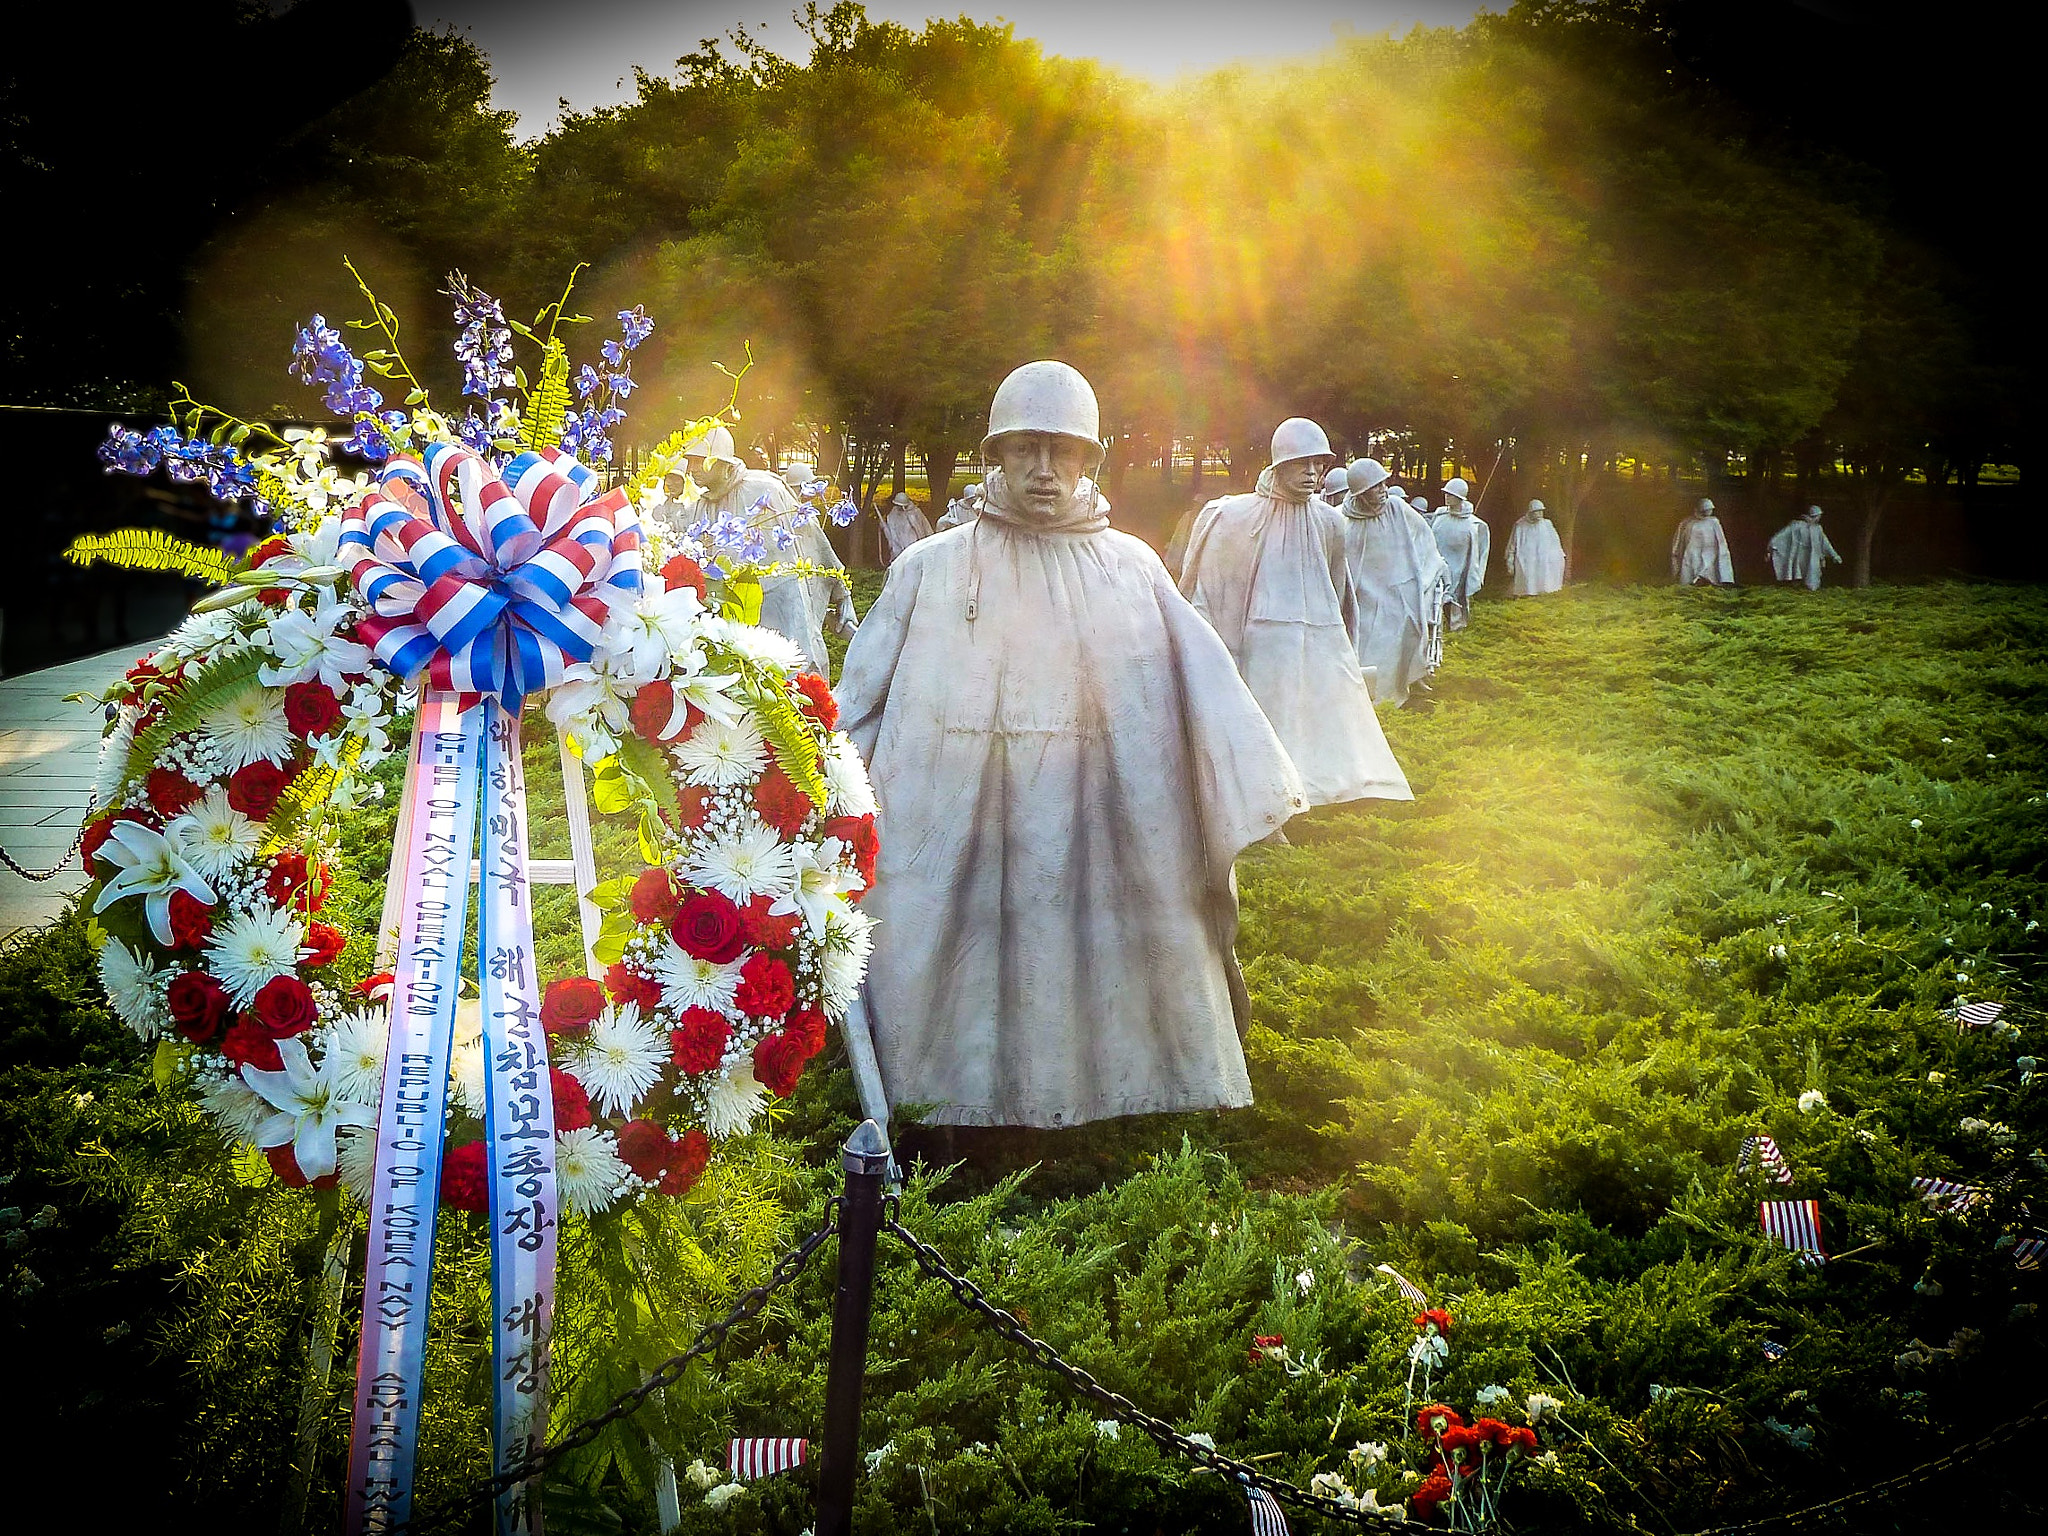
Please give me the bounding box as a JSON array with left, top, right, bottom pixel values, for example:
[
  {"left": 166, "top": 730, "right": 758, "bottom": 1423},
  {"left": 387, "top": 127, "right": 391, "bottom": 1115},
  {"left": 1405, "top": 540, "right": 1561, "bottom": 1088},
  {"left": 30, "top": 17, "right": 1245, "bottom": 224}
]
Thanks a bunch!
[{"left": 3, "top": 581, "right": 2043, "bottom": 1531}]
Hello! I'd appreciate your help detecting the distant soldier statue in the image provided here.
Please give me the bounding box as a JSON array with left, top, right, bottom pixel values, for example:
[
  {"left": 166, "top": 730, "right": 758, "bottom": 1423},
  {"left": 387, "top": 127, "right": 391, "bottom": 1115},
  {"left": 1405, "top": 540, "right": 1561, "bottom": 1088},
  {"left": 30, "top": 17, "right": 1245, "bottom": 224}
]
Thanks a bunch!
[
  {"left": 1179, "top": 417, "right": 1411, "bottom": 806},
  {"left": 937, "top": 481, "right": 983, "bottom": 531},
  {"left": 1505, "top": 498, "right": 1567, "bottom": 596},
  {"left": 1322, "top": 465, "right": 1350, "bottom": 503},
  {"left": 837, "top": 360, "right": 1306, "bottom": 1128},
  {"left": 1767, "top": 505, "right": 1843, "bottom": 590},
  {"left": 879, "top": 490, "right": 934, "bottom": 563},
  {"left": 1431, "top": 476, "right": 1490, "bottom": 630},
  {"left": 1672, "top": 497, "right": 1735, "bottom": 586},
  {"left": 1336, "top": 457, "right": 1446, "bottom": 707}
]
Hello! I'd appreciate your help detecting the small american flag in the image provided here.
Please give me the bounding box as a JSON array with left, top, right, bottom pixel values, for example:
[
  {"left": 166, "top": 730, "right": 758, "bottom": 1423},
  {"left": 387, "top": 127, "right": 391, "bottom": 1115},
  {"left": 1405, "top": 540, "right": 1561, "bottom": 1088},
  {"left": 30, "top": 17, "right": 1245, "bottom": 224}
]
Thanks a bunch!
[
  {"left": 1761, "top": 1199, "right": 1828, "bottom": 1264},
  {"left": 1246, "top": 1481, "right": 1291, "bottom": 1536},
  {"left": 1760, "top": 1340, "right": 1788, "bottom": 1363},
  {"left": 1739, "top": 1135, "right": 1795, "bottom": 1185},
  {"left": 2014, "top": 1238, "right": 2047, "bottom": 1271},
  {"left": 1910, "top": 1176, "right": 1985, "bottom": 1214},
  {"left": 728, "top": 1437, "right": 807, "bottom": 1481},
  {"left": 1375, "top": 1263, "right": 1428, "bottom": 1306},
  {"left": 1951, "top": 1000, "right": 2006, "bottom": 1031}
]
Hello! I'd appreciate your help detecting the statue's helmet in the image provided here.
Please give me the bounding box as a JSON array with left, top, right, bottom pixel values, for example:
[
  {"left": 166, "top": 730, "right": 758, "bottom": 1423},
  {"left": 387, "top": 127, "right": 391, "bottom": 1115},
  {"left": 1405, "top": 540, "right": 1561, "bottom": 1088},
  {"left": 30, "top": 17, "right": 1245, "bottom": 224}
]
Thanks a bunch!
[
  {"left": 682, "top": 423, "right": 742, "bottom": 468},
  {"left": 1346, "top": 457, "right": 1392, "bottom": 493},
  {"left": 1807, "top": 504, "right": 1825, "bottom": 519},
  {"left": 1270, "top": 416, "right": 1333, "bottom": 467},
  {"left": 1443, "top": 476, "right": 1470, "bottom": 501},
  {"left": 781, "top": 461, "right": 816, "bottom": 491},
  {"left": 1527, "top": 498, "right": 1547, "bottom": 514},
  {"left": 1323, "top": 466, "right": 1349, "bottom": 496},
  {"left": 981, "top": 361, "right": 1103, "bottom": 469},
  {"left": 1697, "top": 496, "right": 1716, "bottom": 513}
]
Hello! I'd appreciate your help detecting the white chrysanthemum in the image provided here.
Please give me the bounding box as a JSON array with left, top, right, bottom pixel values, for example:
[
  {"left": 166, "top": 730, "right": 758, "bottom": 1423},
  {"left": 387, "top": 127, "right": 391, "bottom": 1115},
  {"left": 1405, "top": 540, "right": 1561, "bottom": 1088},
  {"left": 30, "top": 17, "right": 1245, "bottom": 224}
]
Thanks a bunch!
[
  {"left": 172, "top": 786, "right": 265, "bottom": 881},
  {"left": 335, "top": 1125, "right": 377, "bottom": 1201},
  {"left": 686, "top": 821, "right": 797, "bottom": 903},
  {"left": 449, "top": 999, "right": 487, "bottom": 1115},
  {"left": 566, "top": 1003, "right": 667, "bottom": 1118},
  {"left": 704, "top": 615, "right": 805, "bottom": 673},
  {"left": 823, "top": 735, "right": 877, "bottom": 817},
  {"left": 821, "top": 906, "right": 875, "bottom": 1012},
  {"left": 652, "top": 941, "right": 743, "bottom": 1015},
  {"left": 703, "top": 1062, "right": 770, "bottom": 1138},
  {"left": 704, "top": 1483, "right": 748, "bottom": 1510},
  {"left": 321, "top": 1008, "right": 388, "bottom": 1105},
  {"left": 202, "top": 684, "right": 293, "bottom": 771},
  {"left": 93, "top": 710, "right": 137, "bottom": 810},
  {"left": 199, "top": 1072, "right": 273, "bottom": 1143},
  {"left": 671, "top": 712, "right": 768, "bottom": 788},
  {"left": 555, "top": 1126, "right": 632, "bottom": 1216},
  {"left": 97, "top": 940, "right": 167, "bottom": 1039},
  {"left": 204, "top": 904, "right": 309, "bottom": 1007}
]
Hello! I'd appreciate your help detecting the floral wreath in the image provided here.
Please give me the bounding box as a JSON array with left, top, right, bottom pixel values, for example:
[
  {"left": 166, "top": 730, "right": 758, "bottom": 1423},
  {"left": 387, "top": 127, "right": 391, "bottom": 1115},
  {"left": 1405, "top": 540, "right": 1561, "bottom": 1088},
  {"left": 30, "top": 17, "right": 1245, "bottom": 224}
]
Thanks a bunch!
[{"left": 78, "top": 264, "right": 877, "bottom": 1221}]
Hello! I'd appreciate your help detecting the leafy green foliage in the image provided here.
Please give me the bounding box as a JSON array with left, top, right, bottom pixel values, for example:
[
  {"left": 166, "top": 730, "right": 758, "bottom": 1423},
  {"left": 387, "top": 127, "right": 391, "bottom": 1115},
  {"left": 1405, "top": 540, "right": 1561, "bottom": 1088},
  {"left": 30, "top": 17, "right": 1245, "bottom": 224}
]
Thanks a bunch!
[{"left": 62, "top": 528, "right": 237, "bottom": 586}]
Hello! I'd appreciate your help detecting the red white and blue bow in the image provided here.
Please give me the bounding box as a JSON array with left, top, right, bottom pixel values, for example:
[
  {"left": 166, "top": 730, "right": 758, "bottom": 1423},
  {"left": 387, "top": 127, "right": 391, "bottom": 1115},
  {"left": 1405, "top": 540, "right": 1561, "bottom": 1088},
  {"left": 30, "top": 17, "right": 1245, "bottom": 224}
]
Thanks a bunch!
[{"left": 342, "top": 443, "right": 641, "bottom": 711}]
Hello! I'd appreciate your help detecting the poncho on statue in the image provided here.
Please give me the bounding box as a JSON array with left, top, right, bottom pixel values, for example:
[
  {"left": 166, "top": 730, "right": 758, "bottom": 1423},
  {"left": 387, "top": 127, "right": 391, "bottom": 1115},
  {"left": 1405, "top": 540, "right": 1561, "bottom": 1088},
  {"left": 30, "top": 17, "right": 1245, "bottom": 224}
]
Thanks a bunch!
[
  {"left": 881, "top": 492, "right": 935, "bottom": 563},
  {"left": 1505, "top": 502, "right": 1566, "bottom": 596},
  {"left": 1768, "top": 509, "right": 1842, "bottom": 590},
  {"left": 1431, "top": 479, "right": 1490, "bottom": 630},
  {"left": 838, "top": 459, "right": 1305, "bottom": 1128},
  {"left": 1672, "top": 502, "right": 1735, "bottom": 586},
  {"left": 1180, "top": 468, "right": 1412, "bottom": 806},
  {"left": 1338, "top": 460, "right": 1446, "bottom": 707}
]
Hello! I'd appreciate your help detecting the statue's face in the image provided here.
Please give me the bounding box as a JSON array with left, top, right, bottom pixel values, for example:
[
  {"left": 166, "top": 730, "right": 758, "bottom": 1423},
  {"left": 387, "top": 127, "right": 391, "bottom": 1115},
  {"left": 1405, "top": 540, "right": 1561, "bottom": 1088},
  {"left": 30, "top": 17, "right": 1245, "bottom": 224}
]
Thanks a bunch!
[
  {"left": 1361, "top": 483, "right": 1389, "bottom": 514},
  {"left": 1275, "top": 457, "right": 1325, "bottom": 499},
  {"left": 698, "top": 457, "right": 741, "bottom": 498},
  {"left": 995, "top": 432, "right": 1088, "bottom": 516}
]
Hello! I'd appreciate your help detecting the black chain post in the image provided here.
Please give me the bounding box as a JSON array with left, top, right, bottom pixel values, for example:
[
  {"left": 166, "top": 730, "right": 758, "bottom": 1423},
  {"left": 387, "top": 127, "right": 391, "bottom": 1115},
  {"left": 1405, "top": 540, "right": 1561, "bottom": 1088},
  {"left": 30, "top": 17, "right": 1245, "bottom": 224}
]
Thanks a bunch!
[{"left": 817, "top": 1119, "right": 891, "bottom": 1536}]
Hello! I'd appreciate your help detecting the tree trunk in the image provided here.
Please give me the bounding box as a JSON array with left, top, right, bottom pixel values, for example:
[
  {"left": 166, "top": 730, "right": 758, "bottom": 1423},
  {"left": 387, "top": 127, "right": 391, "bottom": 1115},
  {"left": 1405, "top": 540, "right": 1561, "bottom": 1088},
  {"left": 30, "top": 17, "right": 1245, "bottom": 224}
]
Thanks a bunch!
[
  {"left": 1850, "top": 491, "right": 1885, "bottom": 588},
  {"left": 818, "top": 424, "right": 845, "bottom": 483},
  {"left": 889, "top": 443, "right": 906, "bottom": 498},
  {"left": 924, "top": 445, "right": 959, "bottom": 513}
]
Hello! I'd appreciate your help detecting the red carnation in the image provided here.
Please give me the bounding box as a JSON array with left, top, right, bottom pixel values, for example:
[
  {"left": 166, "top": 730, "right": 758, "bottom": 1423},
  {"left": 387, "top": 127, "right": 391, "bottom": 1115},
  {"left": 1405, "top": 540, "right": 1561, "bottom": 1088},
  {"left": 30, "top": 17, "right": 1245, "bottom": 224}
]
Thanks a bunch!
[
  {"left": 540, "top": 976, "right": 606, "bottom": 1035},
  {"left": 735, "top": 953, "right": 795, "bottom": 1020},
  {"left": 1249, "top": 1332, "right": 1286, "bottom": 1365},
  {"left": 659, "top": 1129, "right": 711, "bottom": 1196},
  {"left": 791, "top": 671, "right": 838, "bottom": 731},
  {"left": 1472, "top": 1417, "right": 1513, "bottom": 1446},
  {"left": 220, "top": 1018, "right": 283, "bottom": 1072},
  {"left": 1411, "top": 1471, "right": 1453, "bottom": 1520},
  {"left": 754, "top": 757, "right": 813, "bottom": 837},
  {"left": 80, "top": 815, "right": 117, "bottom": 872},
  {"left": 675, "top": 784, "right": 714, "bottom": 829},
  {"left": 738, "top": 894, "right": 801, "bottom": 952},
  {"left": 302, "top": 920, "right": 346, "bottom": 967},
  {"left": 166, "top": 888, "right": 214, "bottom": 950},
  {"left": 823, "top": 813, "right": 878, "bottom": 890},
  {"left": 146, "top": 767, "right": 203, "bottom": 817},
  {"left": 283, "top": 680, "right": 342, "bottom": 738},
  {"left": 267, "top": 1143, "right": 339, "bottom": 1191},
  {"left": 253, "top": 975, "right": 318, "bottom": 1038},
  {"left": 125, "top": 656, "right": 165, "bottom": 687},
  {"left": 1416, "top": 1404, "right": 1464, "bottom": 1442},
  {"left": 786, "top": 1004, "right": 828, "bottom": 1057},
  {"left": 660, "top": 554, "right": 708, "bottom": 601},
  {"left": 615, "top": 1119, "right": 677, "bottom": 1183},
  {"left": 354, "top": 971, "right": 396, "bottom": 1001},
  {"left": 670, "top": 889, "right": 746, "bottom": 964},
  {"left": 670, "top": 1008, "right": 731, "bottom": 1074},
  {"left": 1508, "top": 1426, "right": 1538, "bottom": 1455},
  {"left": 440, "top": 1141, "right": 488, "bottom": 1212},
  {"left": 168, "top": 971, "right": 232, "bottom": 1044},
  {"left": 228, "top": 759, "right": 289, "bottom": 821},
  {"left": 249, "top": 536, "right": 292, "bottom": 567},
  {"left": 629, "top": 680, "right": 700, "bottom": 744},
  {"left": 605, "top": 962, "right": 664, "bottom": 1011},
  {"left": 630, "top": 867, "right": 680, "bottom": 924},
  {"left": 1415, "top": 1308, "right": 1455, "bottom": 1338},
  {"left": 752, "top": 1029, "right": 808, "bottom": 1098},
  {"left": 263, "top": 852, "right": 330, "bottom": 913},
  {"left": 551, "top": 1067, "right": 592, "bottom": 1132}
]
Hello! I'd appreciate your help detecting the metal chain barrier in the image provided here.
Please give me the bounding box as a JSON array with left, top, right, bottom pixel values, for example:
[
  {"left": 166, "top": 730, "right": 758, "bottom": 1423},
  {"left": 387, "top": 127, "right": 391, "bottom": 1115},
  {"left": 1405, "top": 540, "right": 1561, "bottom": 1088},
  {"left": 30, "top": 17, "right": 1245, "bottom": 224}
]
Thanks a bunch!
[
  {"left": 0, "top": 823, "right": 87, "bottom": 881},
  {"left": 402, "top": 1201, "right": 841, "bottom": 1534}
]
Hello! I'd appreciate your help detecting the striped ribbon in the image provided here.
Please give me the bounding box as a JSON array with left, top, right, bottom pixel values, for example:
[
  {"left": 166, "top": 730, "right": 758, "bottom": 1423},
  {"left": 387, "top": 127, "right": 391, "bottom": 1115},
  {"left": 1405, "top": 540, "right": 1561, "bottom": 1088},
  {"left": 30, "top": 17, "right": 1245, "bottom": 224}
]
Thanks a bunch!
[
  {"left": 728, "top": 1437, "right": 808, "bottom": 1481},
  {"left": 2014, "top": 1237, "right": 2046, "bottom": 1271},
  {"left": 340, "top": 443, "right": 641, "bottom": 713}
]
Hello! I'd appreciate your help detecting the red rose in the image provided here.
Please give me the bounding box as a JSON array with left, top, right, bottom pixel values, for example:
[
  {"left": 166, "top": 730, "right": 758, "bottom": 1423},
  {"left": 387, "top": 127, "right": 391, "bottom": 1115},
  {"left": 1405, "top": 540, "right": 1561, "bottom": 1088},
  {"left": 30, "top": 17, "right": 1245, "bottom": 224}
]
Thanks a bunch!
[
  {"left": 221, "top": 1018, "right": 283, "bottom": 1072},
  {"left": 670, "top": 889, "right": 746, "bottom": 964},
  {"left": 660, "top": 554, "right": 708, "bottom": 601},
  {"left": 669, "top": 1007, "right": 731, "bottom": 1074},
  {"left": 786, "top": 1005, "right": 828, "bottom": 1057},
  {"left": 754, "top": 757, "right": 813, "bottom": 837},
  {"left": 615, "top": 1118, "right": 676, "bottom": 1183},
  {"left": 605, "top": 962, "right": 663, "bottom": 1011},
  {"left": 266, "top": 1143, "right": 339, "bottom": 1191},
  {"left": 734, "top": 953, "right": 795, "bottom": 1020},
  {"left": 540, "top": 976, "right": 607, "bottom": 1035},
  {"left": 630, "top": 868, "right": 680, "bottom": 925},
  {"left": 146, "top": 767, "right": 202, "bottom": 816},
  {"left": 264, "top": 851, "right": 329, "bottom": 911},
  {"left": 792, "top": 671, "right": 838, "bottom": 731},
  {"left": 752, "top": 1030, "right": 808, "bottom": 1098},
  {"left": 823, "top": 813, "right": 878, "bottom": 890},
  {"left": 658, "top": 1129, "right": 711, "bottom": 1196},
  {"left": 738, "top": 894, "right": 801, "bottom": 952},
  {"left": 228, "top": 759, "right": 289, "bottom": 821},
  {"left": 168, "top": 971, "right": 232, "bottom": 1044},
  {"left": 551, "top": 1067, "right": 592, "bottom": 1132},
  {"left": 440, "top": 1141, "right": 488, "bottom": 1212},
  {"left": 302, "top": 921, "right": 346, "bottom": 967},
  {"left": 675, "top": 784, "right": 714, "bottom": 829},
  {"left": 283, "top": 680, "right": 342, "bottom": 738},
  {"left": 249, "top": 536, "right": 292, "bottom": 567},
  {"left": 253, "top": 975, "right": 318, "bottom": 1038},
  {"left": 166, "top": 888, "right": 214, "bottom": 950}
]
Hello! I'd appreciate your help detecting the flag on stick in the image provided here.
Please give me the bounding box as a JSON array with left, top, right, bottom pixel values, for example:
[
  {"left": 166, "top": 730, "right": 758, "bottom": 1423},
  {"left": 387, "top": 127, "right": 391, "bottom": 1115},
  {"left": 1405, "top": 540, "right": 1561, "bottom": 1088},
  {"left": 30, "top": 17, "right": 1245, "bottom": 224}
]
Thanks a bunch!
[
  {"left": 1761, "top": 1199, "right": 1828, "bottom": 1264},
  {"left": 1951, "top": 1000, "right": 2005, "bottom": 1031},
  {"left": 1760, "top": 1340, "right": 1788, "bottom": 1363},
  {"left": 1910, "top": 1176, "right": 1985, "bottom": 1214},
  {"left": 1375, "top": 1263, "right": 1428, "bottom": 1306},
  {"left": 2014, "top": 1238, "right": 2046, "bottom": 1271},
  {"left": 1246, "top": 1481, "right": 1291, "bottom": 1536},
  {"left": 728, "top": 1438, "right": 807, "bottom": 1481},
  {"left": 1739, "top": 1135, "right": 1795, "bottom": 1185}
]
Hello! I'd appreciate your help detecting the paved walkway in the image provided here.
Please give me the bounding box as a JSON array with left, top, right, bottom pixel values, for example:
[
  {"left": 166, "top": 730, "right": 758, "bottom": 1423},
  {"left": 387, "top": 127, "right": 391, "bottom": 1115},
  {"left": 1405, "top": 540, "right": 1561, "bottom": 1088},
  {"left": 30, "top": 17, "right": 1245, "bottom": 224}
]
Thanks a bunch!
[{"left": 0, "top": 640, "right": 157, "bottom": 938}]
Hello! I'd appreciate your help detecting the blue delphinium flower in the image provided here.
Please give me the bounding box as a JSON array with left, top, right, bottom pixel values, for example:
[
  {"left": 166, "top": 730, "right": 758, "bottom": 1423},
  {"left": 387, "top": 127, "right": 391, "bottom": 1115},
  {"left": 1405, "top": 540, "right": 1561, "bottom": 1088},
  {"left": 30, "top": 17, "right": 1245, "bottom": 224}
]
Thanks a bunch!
[
  {"left": 617, "top": 305, "right": 654, "bottom": 349},
  {"left": 828, "top": 497, "right": 860, "bottom": 528},
  {"left": 448, "top": 275, "right": 516, "bottom": 402},
  {"left": 291, "top": 311, "right": 383, "bottom": 419},
  {"left": 575, "top": 363, "right": 603, "bottom": 401},
  {"left": 99, "top": 423, "right": 267, "bottom": 503}
]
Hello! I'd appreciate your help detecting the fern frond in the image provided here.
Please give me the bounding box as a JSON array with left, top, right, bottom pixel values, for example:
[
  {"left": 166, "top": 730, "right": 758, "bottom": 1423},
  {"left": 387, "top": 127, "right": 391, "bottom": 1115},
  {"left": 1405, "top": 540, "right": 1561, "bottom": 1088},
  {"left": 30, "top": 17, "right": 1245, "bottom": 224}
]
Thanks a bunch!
[
  {"left": 64, "top": 529, "right": 236, "bottom": 586},
  {"left": 528, "top": 339, "right": 571, "bottom": 450},
  {"left": 746, "top": 668, "right": 829, "bottom": 810},
  {"left": 123, "top": 652, "right": 269, "bottom": 781}
]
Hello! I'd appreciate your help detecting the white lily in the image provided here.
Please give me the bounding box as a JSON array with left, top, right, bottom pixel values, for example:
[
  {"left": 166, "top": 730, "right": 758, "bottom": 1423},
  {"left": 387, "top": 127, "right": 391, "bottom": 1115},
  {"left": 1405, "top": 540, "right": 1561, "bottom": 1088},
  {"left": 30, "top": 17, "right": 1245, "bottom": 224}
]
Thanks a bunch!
[
  {"left": 91, "top": 818, "right": 218, "bottom": 946},
  {"left": 771, "top": 838, "right": 863, "bottom": 939},
  {"left": 672, "top": 666, "right": 745, "bottom": 727},
  {"left": 340, "top": 681, "right": 393, "bottom": 757},
  {"left": 544, "top": 650, "right": 639, "bottom": 754},
  {"left": 241, "top": 1035, "right": 377, "bottom": 1181},
  {"left": 285, "top": 514, "right": 347, "bottom": 570},
  {"left": 258, "top": 598, "right": 373, "bottom": 692},
  {"left": 606, "top": 576, "right": 705, "bottom": 682},
  {"left": 282, "top": 426, "right": 333, "bottom": 477}
]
